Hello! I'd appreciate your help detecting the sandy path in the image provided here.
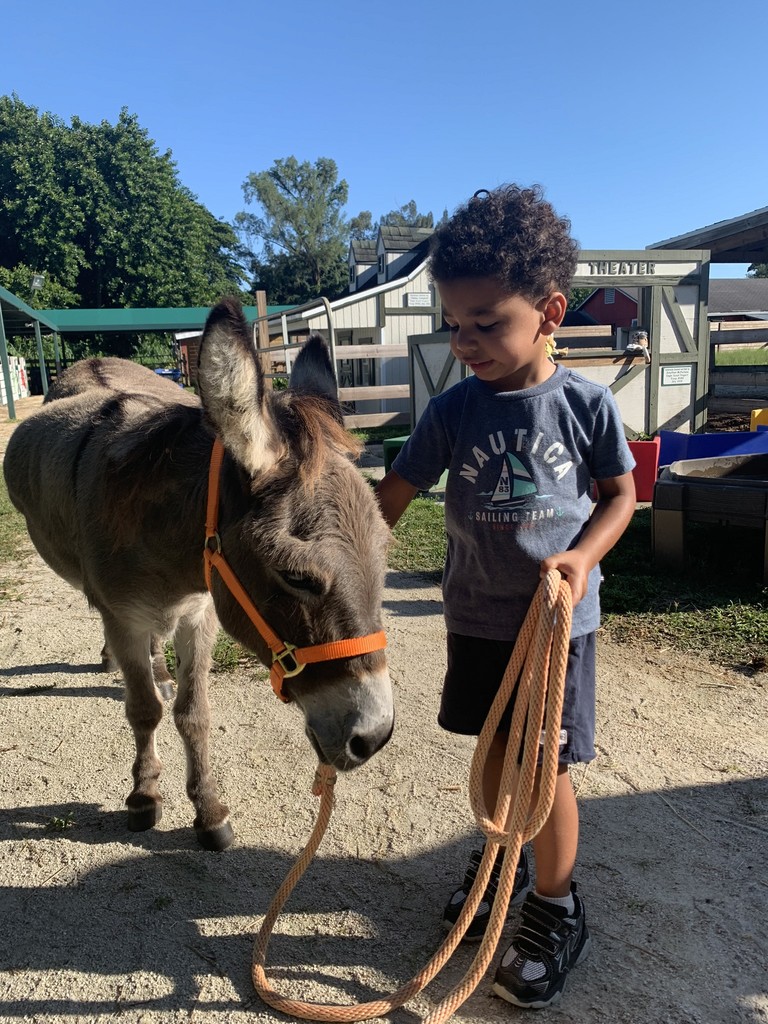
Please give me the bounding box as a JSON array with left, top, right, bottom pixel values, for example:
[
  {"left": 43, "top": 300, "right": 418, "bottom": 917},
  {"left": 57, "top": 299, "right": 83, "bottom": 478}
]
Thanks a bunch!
[{"left": 0, "top": 536, "right": 766, "bottom": 1023}]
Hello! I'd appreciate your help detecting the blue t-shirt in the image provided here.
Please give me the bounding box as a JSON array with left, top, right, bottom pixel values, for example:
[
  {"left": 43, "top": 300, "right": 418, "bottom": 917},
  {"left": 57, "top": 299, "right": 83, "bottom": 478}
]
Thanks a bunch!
[{"left": 392, "top": 366, "right": 635, "bottom": 641}]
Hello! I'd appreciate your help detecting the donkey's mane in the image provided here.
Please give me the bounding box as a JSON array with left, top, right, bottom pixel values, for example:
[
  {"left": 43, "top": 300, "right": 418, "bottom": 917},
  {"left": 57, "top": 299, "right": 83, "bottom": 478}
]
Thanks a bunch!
[{"left": 272, "top": 391, "right": 362, "bottom": 486}]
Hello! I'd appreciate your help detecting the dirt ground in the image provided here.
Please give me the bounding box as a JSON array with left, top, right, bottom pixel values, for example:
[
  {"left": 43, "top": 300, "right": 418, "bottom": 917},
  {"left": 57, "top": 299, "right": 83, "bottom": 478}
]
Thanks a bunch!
[{"left": 1, "top": 396, "right": 767, "bottom": 1024}]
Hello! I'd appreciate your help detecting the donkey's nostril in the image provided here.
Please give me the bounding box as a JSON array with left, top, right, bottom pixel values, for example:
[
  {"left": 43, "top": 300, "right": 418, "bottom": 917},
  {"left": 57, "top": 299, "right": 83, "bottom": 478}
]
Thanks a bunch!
[
  {"left": 348, "top": 733, "right": 375, "bottom": 762},
  {"left": 347, "top": 720, "right": 394, "bottom": 764}
]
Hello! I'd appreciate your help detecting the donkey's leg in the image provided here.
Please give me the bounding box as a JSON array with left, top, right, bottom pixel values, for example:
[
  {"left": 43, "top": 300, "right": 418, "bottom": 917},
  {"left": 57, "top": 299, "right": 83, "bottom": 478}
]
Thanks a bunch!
[
  {"left": 100, "top": 620, "right": 117, "bottom": 672},
  {"left": 100, "top": 640, "right": 117, "bottom": 672},
  {"left": 172, "top": 599, "right": 233, "bottom": 851},
  {"left": 150, "top": 635, "right": 175, "bottom": 701},
  {"left": 102, "top": 613, "right": 165, "bottom": 832}
]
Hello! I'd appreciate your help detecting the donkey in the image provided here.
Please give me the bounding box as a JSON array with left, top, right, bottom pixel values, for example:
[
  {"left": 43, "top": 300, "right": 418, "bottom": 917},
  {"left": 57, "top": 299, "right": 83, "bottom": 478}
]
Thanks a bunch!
[{"left": 3, "top": 299, "right": 394, "bottom": 850}]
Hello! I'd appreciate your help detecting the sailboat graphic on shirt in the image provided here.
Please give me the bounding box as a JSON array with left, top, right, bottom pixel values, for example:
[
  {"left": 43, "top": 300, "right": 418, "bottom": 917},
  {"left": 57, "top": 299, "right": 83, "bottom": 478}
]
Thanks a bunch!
[{"left": 484, "top": 452, "right": 539, "bottom": 508}]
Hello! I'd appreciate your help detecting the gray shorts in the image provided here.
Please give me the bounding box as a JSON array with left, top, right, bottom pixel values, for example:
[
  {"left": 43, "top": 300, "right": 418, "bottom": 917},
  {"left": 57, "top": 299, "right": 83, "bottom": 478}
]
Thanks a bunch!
[{"left": 438, "top": 631, "right": 596, "bottom": 765}]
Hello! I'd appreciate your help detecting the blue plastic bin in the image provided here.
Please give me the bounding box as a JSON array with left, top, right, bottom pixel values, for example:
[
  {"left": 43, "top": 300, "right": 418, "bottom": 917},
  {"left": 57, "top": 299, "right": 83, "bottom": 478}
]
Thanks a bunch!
[
  {"left": 657, "top": 429, "right": 768, "bottom": 468},
  {"left": 154, "top": 367, "right": 183, "bottom": 387}
]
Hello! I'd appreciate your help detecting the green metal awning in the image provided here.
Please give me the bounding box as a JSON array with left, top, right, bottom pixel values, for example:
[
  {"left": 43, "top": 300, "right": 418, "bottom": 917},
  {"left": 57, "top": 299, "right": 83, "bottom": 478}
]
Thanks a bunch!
[
  {"left": 0, "top": 294, "right": 293, "bottom": 419},
  {"left": 0, "top": 287, "right": 62, "bottom": 418},
  {"left": 0, "top": 286, "right": 60, "bottom": 334},
  {"left": 33, "top": 304, "right": 292, "bottom": 335}
]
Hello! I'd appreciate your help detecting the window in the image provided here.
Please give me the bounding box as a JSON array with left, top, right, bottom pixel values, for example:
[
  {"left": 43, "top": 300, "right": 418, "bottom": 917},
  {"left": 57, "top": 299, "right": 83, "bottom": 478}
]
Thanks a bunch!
[
  {"left": 349, "top": 265, "right": 355, "bottom": 285},
  {"left": 604, "top": 288, "right": 615, "bottom": 305},
  {"left": 377, "top": 254, "right": 385, "bottom": 275}
]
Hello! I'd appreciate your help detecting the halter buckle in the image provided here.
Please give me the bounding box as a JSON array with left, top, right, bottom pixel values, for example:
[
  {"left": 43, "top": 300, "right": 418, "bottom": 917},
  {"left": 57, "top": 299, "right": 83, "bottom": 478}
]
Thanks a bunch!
[{"left": 273, "top": 643, "right": 305, "bottom": 678}]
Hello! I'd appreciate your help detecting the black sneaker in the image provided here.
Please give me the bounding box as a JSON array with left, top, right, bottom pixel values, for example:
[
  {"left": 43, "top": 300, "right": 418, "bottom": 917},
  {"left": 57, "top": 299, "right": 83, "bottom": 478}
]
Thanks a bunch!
[
  {"left": 492, "top": 883, "right": 591, "bottom": 1009},
  {"left": 442, "top": 844, "right": 531, "bottom": 942}
]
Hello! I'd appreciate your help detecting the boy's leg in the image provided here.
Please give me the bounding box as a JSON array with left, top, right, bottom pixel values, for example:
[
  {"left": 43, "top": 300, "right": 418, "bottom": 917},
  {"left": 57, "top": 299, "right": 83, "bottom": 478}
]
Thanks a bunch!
[
  {"left": 443, "top": 731, "right": 531, "bottom": 940},
  {"left": 530, "top": 765, "right": 578, "bottom": 897},
  {"left": 492, "top": 632, "right": 595, "bottom": 1009}
]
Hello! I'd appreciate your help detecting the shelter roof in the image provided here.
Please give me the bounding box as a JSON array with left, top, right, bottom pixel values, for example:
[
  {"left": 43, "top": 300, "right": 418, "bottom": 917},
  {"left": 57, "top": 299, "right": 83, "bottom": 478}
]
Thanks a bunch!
[
  {"left": 708, "top": 278, "right": 768, "bottom": 317},
  {"left": 0, "top": 286, "right": 60, "bottom": 337},
  {"left": 648, "top": 206, "right": 768, "bottom": 264},
  {"left": 32, "top": 305, "right": 291, "bottom": 334}
]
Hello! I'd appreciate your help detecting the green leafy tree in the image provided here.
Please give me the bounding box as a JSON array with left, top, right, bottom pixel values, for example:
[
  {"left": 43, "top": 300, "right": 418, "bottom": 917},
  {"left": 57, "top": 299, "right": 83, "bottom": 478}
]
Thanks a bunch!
[
  {"left": 349, "top": 201, "right": 436, "bottom": 241},
  {"left": 0, "top": 95, "right": 244, "bottom": 316},
  {"left": 748, "top": 263, "right": 768, "bottom": 277},
  {"left": 568, "top": 286, "right": 593, "bottom": 309},
  {"left": 236, "top": 157, "right": 353, "bottom": 303},
  {"left": 236, "top": 157, "right": 436, "bottom": 303},
  {"left": 380, "top": 201, "right": 434, "bottom": 229}
]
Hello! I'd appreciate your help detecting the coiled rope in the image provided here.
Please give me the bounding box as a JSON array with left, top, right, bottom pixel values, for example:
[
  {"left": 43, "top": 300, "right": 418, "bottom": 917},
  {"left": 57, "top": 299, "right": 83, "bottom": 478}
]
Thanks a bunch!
[{"left": 252, "top": 568, "right": 572, "bottom": 1024}]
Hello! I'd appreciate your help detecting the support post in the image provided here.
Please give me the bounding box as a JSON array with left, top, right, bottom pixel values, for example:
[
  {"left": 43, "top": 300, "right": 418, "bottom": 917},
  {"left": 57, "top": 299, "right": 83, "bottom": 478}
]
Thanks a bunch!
[
  {"left": 0, "top": 309, "right": 16, "bottom": 421},
  {"left": 255, "top": 290, "right": 272, "bottom": 390},
  {"left": 34, "top": 321, "right": 49, "bottom": 397}
]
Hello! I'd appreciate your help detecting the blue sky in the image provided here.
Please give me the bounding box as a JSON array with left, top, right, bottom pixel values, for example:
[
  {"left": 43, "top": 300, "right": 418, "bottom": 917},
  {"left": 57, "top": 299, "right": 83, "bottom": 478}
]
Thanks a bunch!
[{"left": 5, "top": 0, "right": 767, "bottom": 279}]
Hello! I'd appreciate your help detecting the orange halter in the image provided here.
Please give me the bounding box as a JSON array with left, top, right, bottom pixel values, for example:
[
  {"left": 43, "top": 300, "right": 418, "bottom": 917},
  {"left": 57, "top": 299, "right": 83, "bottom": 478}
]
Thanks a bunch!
[{"left": 203, "top": 438, "right": 386, "bottom": 703}]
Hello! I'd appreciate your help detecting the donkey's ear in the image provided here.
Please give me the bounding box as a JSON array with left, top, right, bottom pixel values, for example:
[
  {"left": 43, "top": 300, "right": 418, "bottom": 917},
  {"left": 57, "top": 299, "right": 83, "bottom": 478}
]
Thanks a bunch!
[
  {"left": 197, "top": 299, "right": 280, "bottom": 476},
  {"left": 290, "top": 333, "right": 339, "bottom": 405}
]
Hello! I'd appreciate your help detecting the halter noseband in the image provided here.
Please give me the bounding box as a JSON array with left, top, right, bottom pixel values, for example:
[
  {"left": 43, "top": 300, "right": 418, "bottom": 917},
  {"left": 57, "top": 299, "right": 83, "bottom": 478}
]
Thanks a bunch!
[{"left": 203, "top": 438, "right": 386, "bottom": 703}]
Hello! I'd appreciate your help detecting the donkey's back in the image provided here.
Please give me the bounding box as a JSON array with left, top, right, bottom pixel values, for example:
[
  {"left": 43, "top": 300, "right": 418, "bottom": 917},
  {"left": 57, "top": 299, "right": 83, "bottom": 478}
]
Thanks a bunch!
[{"left": 6, "top": 359, "right": 199, "bottom": 595}]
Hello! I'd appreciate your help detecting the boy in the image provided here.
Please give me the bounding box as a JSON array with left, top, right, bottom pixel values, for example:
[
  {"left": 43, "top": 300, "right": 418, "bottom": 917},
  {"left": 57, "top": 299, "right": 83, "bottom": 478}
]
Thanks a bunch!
[{"left": 375, "top": 185, "right": 636, "bottom": 1010}]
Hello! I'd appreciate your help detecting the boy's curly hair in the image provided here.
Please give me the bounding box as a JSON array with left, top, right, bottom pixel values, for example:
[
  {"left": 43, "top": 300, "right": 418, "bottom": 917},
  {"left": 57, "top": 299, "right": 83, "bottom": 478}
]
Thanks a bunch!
[{"left": 427, "top": 184, "right": 579, "bottom": 300}]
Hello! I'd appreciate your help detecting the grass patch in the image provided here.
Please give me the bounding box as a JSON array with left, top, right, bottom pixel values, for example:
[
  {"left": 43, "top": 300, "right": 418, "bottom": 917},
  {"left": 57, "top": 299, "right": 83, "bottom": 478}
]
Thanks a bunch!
[
  {"left": 388, "top": 497, "right": 446, "bottom": 573},
  {"left": 600, "top": 509, "right": 767, "bottom": 671},
  {"left": 0, "top": 475, "right": 27, "bottom": 564},
  {"left": 350, "top": 425, "right": 409, "bottom": 445},
  {"left": 714, "top": 347, "right": 768, "bottom": 366},
  {"left": 386, "top": 499, "right": 767, "bottom": 672},
  {"left": 211, "top": 632, "right": 266, "bottom": 675},
  {"left": 164, "top": 632, "right": 267, "bottom": 677}
]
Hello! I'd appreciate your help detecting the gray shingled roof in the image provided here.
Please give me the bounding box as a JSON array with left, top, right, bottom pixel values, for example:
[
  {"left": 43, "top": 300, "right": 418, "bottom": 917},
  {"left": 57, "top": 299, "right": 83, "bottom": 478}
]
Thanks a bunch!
[
  {"left": 379, "top": 226, "right": 434, "bottom": 251},
  {"left": 350, "top": 239, "right": 377, "bottom": 263},
  {"left": 708, "top": 278, "right": 768, "bottom": 316}
]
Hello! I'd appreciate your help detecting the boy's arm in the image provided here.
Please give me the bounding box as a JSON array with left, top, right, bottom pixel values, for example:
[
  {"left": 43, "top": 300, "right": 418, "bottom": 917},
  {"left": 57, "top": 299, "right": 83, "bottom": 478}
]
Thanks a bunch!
[
  {"left": 374, "top": 469, "right": 420, "bottom": 529},
  {"left": 540, "top": 471, "right": 636, "bottom": 605}
]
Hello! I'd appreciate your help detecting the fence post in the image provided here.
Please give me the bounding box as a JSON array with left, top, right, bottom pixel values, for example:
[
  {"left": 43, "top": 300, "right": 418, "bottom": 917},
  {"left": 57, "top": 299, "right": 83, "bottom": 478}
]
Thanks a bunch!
[
  {"left": 255, "top": 290, "right": 272, "bottom": 390},
  {"left": 34, "top": 321, "right": 49, "bottom": 397}
]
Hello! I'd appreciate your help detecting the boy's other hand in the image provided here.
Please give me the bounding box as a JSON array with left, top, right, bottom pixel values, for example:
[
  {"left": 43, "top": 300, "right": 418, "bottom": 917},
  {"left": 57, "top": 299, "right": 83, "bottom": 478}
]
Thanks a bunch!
[{"left": 539, "top": 551, "right": 591, "bottom": 605}]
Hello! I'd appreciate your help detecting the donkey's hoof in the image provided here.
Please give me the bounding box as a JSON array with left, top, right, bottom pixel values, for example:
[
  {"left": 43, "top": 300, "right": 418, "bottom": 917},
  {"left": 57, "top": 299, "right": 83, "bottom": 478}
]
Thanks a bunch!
[
  {"left": 127, "top": 801, "right": 163, "bottom": 832},
  {"left": 195, "top": 818, "right": 234, "bottom": 852},
  {"left": 155, "top": 680, "right": 175, "bottom": 701}
]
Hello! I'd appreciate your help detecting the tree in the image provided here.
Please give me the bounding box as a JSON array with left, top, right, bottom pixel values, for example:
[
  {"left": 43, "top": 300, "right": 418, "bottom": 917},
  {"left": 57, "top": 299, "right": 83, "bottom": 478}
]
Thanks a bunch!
[
  {"left": 0, "top": 95, "right": 244, "bottom": 314},
  {"left": 748, "top": 263, "right": 768, "bottom": 277},
  {"left": 236, "top": 156, "right": 437, "bottom": 304},
  {"left": 380, "top": 201, "right": 434, "bottom": 229},
  {"left": 236, "top": 157, "right": 352, "bottom": 303},
  {"left": 568, "top": 287, "right": 593, "bottom": 309},
  {"left": 349, "top": 201, "right": 436, "bottom": 241}
]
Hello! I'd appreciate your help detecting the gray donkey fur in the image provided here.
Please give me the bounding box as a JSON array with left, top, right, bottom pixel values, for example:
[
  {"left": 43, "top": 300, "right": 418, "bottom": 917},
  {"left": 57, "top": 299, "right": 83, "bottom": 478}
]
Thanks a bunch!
[{"left": 3, "top": 298, "right": 394, "bottom": 850}]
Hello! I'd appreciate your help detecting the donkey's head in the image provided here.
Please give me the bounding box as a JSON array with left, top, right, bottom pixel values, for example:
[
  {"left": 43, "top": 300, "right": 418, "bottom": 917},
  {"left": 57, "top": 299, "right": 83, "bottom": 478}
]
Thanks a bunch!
[{"left": 197, "top": 299, "right": 394, "bottom": 770}]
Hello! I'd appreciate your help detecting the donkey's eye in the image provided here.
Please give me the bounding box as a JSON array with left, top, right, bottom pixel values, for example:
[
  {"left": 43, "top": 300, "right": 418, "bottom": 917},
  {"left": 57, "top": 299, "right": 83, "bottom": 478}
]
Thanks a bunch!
[{"left": 278, "top": 570, "right": 324, "bottom": 595}]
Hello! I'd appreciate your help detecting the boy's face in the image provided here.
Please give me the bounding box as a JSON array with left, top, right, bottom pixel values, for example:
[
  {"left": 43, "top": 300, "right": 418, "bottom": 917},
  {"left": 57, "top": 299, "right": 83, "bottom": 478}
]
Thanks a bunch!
[{"left": 438, "top": 277, "right": 565, "bottom": 392}]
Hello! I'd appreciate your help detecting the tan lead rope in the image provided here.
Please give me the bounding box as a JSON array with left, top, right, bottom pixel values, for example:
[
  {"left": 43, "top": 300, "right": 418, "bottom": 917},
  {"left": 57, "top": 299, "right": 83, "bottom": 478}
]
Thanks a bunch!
[{"left": 252, "top": 569, "right": 573, "bottom": 1024}]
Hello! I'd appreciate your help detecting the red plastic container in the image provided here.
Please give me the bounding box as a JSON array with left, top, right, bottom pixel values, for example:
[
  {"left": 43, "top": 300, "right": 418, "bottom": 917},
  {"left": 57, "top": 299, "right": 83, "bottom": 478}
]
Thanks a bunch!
[{"left": 628, "top": 437, "right": 661, "bottom": 502}]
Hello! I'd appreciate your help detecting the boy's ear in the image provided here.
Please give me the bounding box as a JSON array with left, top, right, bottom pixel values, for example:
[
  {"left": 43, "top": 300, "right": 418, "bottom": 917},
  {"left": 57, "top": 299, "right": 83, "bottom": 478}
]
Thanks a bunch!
[{"left": 540, "top": 292, "right": 568, "bottom": 334}]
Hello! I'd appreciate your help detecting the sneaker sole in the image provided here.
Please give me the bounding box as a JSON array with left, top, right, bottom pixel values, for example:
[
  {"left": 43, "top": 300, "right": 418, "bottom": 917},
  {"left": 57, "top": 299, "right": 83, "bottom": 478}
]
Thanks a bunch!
[
  {"left": 491, "top": 931, "right": 592, "bottom": 1008},
  {"left": 441, "top": 883, "right": 531, "bottom": 943}
]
